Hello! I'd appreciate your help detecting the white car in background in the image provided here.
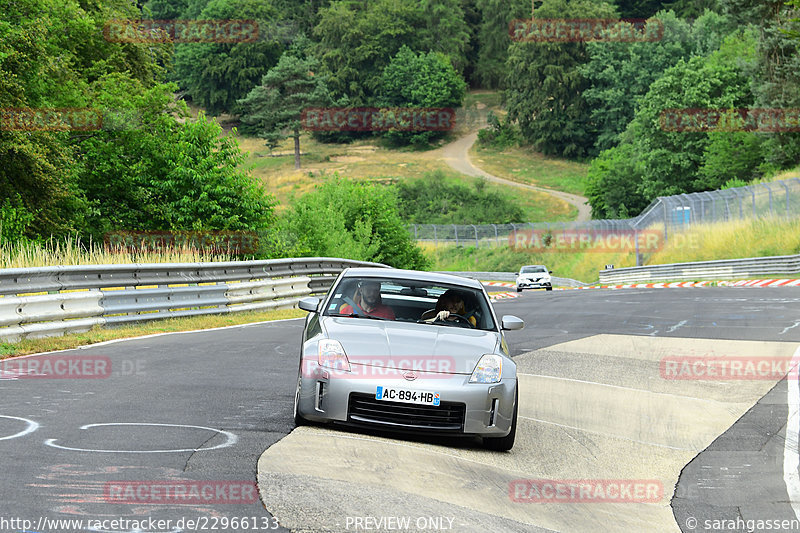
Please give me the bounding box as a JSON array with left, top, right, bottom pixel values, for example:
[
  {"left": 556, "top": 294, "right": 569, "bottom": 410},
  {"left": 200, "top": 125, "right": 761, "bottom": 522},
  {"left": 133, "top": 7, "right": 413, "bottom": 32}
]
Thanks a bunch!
[{"left": 516, "top": 265, "right": 553, "bottom": 292}]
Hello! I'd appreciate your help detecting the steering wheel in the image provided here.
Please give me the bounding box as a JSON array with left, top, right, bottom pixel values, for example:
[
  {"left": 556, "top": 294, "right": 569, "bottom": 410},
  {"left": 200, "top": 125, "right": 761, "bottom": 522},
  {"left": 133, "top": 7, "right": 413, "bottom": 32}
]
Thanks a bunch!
[
  {"left": 442, "top": 313, "right": 475, "bottom": 328},
  {"left": 417, "top": 312, "right": 475, "bottom": 328}
]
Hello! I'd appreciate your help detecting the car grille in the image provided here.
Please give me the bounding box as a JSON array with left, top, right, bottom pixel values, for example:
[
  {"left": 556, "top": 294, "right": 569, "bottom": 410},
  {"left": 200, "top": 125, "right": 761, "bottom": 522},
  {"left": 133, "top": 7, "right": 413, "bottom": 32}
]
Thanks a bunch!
[{"left": 348, "top": 393, "right": 465, "bottom": 432}]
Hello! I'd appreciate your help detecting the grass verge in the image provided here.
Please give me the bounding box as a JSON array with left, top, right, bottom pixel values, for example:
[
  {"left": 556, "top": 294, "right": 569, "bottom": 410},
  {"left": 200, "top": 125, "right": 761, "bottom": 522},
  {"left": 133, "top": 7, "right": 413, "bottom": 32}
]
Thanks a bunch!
[
  {"left": 469, "top": 143, "right": 588, "bottom": 196},
  {"left": 0, "top": 308, "right": 306, "bottom": 358}
]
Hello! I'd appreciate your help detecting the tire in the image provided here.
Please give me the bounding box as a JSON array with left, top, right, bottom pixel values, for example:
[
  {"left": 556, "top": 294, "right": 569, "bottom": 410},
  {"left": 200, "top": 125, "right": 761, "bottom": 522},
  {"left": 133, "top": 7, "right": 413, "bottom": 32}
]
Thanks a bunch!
[
  {"left": 293, "top": 372, "right": 306, "bottom": 427},
  {"left": 516, "top": 287, "right": 522, "bottom": 293},
  {"left": 483, "top": 386, "right": 518, "bottom": 451},
  {"left": 546, "top": 286, "right": 553, "bottom": 291}
]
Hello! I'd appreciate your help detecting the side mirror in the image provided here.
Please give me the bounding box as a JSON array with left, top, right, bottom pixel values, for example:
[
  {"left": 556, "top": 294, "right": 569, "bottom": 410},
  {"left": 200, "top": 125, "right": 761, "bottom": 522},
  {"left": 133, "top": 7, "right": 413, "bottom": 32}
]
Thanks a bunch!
[
  {"left": 549, "top": 270, "right": 553, "bottom": 274},
  {"left": 298, "top": 296, "right": 321, "bottom": 313},
  {"left": 501, "top": 315, "right": 524, "bottom": 331}
]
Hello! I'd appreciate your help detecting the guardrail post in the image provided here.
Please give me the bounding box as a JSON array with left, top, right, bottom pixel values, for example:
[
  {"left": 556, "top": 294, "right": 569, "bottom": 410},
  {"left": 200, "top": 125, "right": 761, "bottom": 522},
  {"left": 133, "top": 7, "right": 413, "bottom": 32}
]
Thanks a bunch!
[
  {"left": 434, "top": 225, "right": 438, "bottom": 247},
  {"left": 662, "top": 200, "right": 668, "bottom": 242},
  {"left": 764, "top": 184, "right": 773, "bottom": 215},
  {"left": 471, "top": 224, "right": 478, "bottom": 248},
  {"left": 493, "top": 224, "right": 498, "bottom": 247},
  {"left": 635, "top": 228, "right": 641, "bottom": 266},
  {"left": 453, "top": 224, "right": 458, "bottom": 246},
  {"left": 780, "top": 181, "right": 790, "bottom": 217}
]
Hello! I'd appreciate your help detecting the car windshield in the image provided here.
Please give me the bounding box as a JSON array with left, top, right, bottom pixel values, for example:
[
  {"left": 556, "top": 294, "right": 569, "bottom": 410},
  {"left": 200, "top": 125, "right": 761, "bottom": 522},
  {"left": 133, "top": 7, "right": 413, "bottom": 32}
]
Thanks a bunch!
[
  {"left": 521, "top": 266, "right": 547, "bottom": 274},
  {"left": 324, "top": 277, "right": 497, "bottom": 331}
]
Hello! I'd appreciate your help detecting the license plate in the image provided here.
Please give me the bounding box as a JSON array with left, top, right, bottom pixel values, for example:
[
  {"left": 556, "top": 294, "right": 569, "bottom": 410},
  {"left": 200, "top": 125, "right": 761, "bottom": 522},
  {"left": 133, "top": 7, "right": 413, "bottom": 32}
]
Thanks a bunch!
[{"left": 376, "top": 386, "right": 440, "bottom": 406}]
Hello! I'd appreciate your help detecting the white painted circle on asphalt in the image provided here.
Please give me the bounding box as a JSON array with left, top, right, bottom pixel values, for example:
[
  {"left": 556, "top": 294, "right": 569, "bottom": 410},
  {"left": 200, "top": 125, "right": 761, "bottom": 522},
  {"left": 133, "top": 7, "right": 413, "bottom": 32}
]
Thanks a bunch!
[
  {"left": 44, "top": 422, "right": 237, "bottom": 453},
  {"left": 0, "top": 415, "right": 39, "bottom": 441}
]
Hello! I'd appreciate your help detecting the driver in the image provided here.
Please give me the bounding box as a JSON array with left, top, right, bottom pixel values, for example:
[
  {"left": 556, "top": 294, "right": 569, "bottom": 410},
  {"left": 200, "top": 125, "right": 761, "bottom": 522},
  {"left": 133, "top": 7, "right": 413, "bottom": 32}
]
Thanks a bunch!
[
  {"left": 422, "top": 290, "right": 476, "bottom": 326},
  {"left": 339, "top": 280, "right": 396, "bottom": 320}
]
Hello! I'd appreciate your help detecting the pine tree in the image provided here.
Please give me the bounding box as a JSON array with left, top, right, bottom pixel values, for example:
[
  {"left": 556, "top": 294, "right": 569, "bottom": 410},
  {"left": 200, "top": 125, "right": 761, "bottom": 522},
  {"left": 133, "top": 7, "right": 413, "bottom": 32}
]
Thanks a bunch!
[{"left": 239, "top": 53, "right": 332, "bottom": 169}]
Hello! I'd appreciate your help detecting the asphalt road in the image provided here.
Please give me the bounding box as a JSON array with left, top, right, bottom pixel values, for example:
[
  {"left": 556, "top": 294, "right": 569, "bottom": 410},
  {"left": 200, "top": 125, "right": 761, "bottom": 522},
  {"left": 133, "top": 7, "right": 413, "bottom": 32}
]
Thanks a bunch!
[{"left": 1, "top": 287, "right": 799, "bottom": 532}]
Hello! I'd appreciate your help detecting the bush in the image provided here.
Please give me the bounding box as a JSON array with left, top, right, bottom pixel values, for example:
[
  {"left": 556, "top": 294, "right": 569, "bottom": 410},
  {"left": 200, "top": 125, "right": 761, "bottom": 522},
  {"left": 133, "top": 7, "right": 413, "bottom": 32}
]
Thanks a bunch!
[
  {"left": 0, "top": 194, "right": 35, "bottom": 244},
  {"left": 396, "top": 171, "right": 526, "bottom": 224},
  {"left": 477, "top": 111, "right": 521, "bottom": 149},
  {"left": 280, "top": 176, "right": 429, "bottom": 269}
]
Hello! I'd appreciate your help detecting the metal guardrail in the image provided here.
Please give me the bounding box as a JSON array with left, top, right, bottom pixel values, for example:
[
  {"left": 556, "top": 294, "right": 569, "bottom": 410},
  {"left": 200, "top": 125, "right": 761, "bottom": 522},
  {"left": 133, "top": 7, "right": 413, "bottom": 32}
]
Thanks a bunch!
[
  {"left": 410, "top": 176, "right": 800, "bottom": 250},
  {"left": 0, "top": 258, "right": 387, "bottom": 343},
  {"left": 598, "top": 254, "right": 800, "bottom": 283}
]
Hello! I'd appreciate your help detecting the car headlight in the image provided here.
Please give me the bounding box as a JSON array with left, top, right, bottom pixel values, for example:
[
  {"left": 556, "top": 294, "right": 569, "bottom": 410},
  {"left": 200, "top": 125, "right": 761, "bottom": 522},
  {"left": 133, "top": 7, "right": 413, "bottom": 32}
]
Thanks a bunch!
[
  {"left": 469, "top": 354, "right": 503, "bottom": 383},
  {"left": 318, "top": 339, "right": 351, "bottom": 372}
]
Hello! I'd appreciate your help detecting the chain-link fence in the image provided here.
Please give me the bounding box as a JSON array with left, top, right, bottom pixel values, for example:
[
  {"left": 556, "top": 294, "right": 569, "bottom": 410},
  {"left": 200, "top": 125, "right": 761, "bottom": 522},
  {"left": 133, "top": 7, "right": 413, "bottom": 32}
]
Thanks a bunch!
[{"left": 410, "top": 176, "right": 800, "bottom": 248}]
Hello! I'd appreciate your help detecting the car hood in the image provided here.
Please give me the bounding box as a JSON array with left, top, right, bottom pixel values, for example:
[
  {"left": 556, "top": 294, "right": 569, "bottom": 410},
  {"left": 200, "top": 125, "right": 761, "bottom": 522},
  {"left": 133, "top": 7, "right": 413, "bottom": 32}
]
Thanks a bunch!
[
  {"left": 519, "top": 273, "right": 549, "bottom": 280},
  {"left": 320, "top": 317, "right": 500, "bottom": 374}
]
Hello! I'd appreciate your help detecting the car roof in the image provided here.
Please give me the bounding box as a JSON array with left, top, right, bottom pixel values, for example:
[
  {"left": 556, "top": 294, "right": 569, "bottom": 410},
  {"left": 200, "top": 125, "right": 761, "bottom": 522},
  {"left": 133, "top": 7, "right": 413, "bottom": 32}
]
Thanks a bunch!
[
  {"left": 340, "top": 268, "right": 484, "bottom": 289},
  {"left": 521, "top": 265, "right": 547, "bottom": 269}
]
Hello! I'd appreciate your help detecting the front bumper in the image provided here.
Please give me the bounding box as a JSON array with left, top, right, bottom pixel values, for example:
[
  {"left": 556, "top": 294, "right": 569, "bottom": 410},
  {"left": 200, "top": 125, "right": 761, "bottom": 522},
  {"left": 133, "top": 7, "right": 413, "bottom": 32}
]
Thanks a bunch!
[
  {"left": 517, "top": 279, "right": 551, "bottom": 289},
  {"left": 296, "top": 362, "right": 517, "bottom": 437}
]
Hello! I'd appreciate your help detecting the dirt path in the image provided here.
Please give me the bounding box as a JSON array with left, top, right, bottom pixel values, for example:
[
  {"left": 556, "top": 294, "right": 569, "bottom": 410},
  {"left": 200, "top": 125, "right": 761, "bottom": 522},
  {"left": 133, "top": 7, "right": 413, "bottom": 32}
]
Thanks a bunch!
[{"left": 437, "top": 131, "right": 592, "bottom": 222}]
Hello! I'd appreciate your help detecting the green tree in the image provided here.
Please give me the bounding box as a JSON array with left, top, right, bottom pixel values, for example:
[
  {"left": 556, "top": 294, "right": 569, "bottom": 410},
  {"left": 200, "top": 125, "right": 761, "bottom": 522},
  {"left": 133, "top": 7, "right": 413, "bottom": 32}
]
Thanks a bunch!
[
  {"left": 504, "top": 0, "right": 618, "bottom": 158},
  {"left": 77, "top": 74, "right": 275, "bottom": 238},
  {"left": 580, "top": 11, "right": 695, "bottom": 153},
  {"left": 238, "top": 53, "right": 332, "bottom": 168},
  {"left": 312, "top": 0, "right": 468, "bottom": 104},
  {"left": 144, "top": 0, "right": 189, "bottom": 19},
  {"left": 171, "top": 0, "right": 284, "bottom": 115},
  {"left": 283, "top": 176, "right": 429, "bottom": 269},
  {"left": 585, "top": 144, "right": 648, "bottom": 219},
  {"left": 474, "top": 0, "right": 529, "bottom": 88},
  {"left": 631, "top": 32, "right": 757, "bottom": 199},
  {"left": 613, "top": 0, "right": 672, "bottom": 18},
  {"left": 584, "top": 30, "right": 759, "bottom": 216},
  {"left": 697, "top": 130, "right": 770, "bottom": 190},
  {"left": 379, "top": 46, "right": 467, "bottom": 146},
  {"left": 662, "top": 0, "right": 719, "bottom": 17},
  {"left": 0, "top": 0, "right": 169, "bottom": 237},
  {"left": 418, "top": 0, "right": 471, "bottom": 74}
]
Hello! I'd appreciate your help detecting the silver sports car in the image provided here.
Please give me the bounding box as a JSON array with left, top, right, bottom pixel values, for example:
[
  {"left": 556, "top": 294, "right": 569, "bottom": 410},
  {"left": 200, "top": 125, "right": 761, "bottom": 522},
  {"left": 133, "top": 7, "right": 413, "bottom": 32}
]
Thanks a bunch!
[{"left": 294, "top": 268, "right": 524, "bottom": 451}]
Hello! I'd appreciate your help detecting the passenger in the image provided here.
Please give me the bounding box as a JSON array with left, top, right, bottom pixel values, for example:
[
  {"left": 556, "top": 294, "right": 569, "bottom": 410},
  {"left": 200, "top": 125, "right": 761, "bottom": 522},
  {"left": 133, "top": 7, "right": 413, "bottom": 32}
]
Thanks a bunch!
[
  {"left": 339, "top": 280, "right": 396, "bottom": 320},
  {"left": 422, "top": 289, "right": 476, "bottom": 326}
]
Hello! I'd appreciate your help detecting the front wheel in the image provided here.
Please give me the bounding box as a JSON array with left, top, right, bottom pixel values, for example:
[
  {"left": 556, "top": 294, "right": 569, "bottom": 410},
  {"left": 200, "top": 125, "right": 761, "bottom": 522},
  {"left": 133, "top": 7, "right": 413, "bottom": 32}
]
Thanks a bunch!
[
  {"left": 516, "top": 287, "right": 522, "bottom": 293},
  {"left": 293, "top": 372, "right": 306, "bottom": 426},
  {"left": 483, "top": 386, "right": 518, "bottom": 451},
  {"left": 546, "top": 286, "right": 553, "bottom": 291}
]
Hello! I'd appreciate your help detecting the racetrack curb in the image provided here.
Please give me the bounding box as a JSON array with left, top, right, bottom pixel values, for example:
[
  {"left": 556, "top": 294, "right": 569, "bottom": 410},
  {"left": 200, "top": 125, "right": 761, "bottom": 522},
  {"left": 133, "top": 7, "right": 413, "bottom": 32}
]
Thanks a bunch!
[{"left": 482, "top": 279, "right": 800, "bottom": 293}]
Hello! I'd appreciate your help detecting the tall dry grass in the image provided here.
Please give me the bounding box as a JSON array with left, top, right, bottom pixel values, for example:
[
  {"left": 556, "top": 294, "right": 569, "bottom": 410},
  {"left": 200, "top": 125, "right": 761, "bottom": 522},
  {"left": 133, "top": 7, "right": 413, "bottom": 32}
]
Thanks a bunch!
[
  {"left": 645, "top": 216, "right": 800, "bottom": 265},
  {"left": 427, "top": 215, "right": 800, "bottom": 282},
  {"left": 1, "top": 236, "right": 234, "bottom": 269}
]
